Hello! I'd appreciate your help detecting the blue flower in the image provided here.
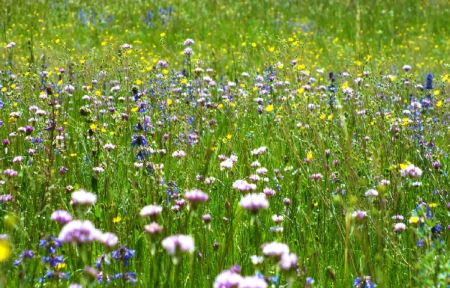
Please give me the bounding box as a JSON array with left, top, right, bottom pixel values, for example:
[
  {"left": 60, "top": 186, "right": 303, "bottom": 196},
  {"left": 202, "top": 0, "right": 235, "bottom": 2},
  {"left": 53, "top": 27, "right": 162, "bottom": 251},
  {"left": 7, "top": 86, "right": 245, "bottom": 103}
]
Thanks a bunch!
[
  {"left": 425, "top": 73, "right": 434, "bottom": 90},
  {"left": 112, "top": 246, "right": 135, "bottom": 267}
]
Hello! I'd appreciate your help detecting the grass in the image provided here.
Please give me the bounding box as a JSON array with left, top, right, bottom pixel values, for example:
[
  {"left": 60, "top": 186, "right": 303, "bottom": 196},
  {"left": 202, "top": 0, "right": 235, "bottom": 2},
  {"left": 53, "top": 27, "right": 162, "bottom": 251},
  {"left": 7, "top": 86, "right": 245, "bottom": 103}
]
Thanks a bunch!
[{"left": 1, "top": 0, "right": 450, "bottom": 287}]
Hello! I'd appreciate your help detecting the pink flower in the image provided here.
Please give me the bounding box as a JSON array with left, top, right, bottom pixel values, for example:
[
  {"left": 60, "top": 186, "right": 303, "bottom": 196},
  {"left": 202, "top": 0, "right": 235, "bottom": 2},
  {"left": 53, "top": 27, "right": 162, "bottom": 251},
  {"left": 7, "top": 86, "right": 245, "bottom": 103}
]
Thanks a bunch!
[
  {"left": 162, "top": 234, "right": 195, "bottom": 256},
  {"left": 58, "top": 220, "right": 102, "bottom": 244},
  {"left": 233, "top": 180, "right": 256, "bottom": 192},
  {"left": 239, "top": 193, "right": 269, "bottom": 212},
  {"left": 140, "top": 205, "right": 163, "bottom": 217},
  {"left": 71, "top": 189, "right": 97, "bottom": 206},
  {"left": 394, "top": 223, "right": 406, "bottom": 231},
  {"left": 51, "top": 210, "right": 73, "bottom": 224}
]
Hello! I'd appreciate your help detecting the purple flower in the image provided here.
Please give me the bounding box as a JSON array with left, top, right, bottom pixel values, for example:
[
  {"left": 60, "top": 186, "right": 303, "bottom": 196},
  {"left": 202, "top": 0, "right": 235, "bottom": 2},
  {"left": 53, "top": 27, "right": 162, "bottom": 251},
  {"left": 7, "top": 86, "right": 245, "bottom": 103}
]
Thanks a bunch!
[
  {"left": 51, "top": 210, "right": 73, "bottom": 224},
  {"left": 100, "top": 232, "right": 119, "bottom": 248},
  {"left": 239, "top": 193, "right": 269, "bottom": 212},
  {"left": 262, "top": 242, "right": 289, "bottom": 259},
  {"left": 58, "top": 220, "right": 102, "bottom": 244},
  {"left": 354, "top": 276, "right": 376, "bottom": 288},
  {"left": 185, "top": 189, "right": 209, "bottom": 207},
  {"left": 162, "top": 234, "right": 195, "bottom": 256},
  {"left": 214, "top": 270, "right": 244, "bottom": 288},
  {"left": 3, "top": 169, "right": 18, "bottom": 177},
  {"left": 140, "top": 205, "right": 163, "bottom": 217},
  {"left": 144, "top": 222, "right": 163, "bottom": 234},
  {"left": 112, "top": 245, "right": 135, "bottom": 267},
  {"left": 352, "top": 210, "right": 368, "bottom": 220},
  {"left": 233, "top": 180, "right": 256, "bottom": 192},
  {"left": 183, "top": 38, "right": 195, "bottom": 46},
  {"left": 279, "top": 253, "right": 298, "bottom": 270},
  {"left": 238, "top": 276, "right": 268, "bottom": 288},
  {"left": 183, "top": 48, "right": 194, "bottom": 55},
  {"left": 393, "top": 223, "right": 406, "bottom": 231},
  {"left": 71, "top": 189, "right": 97, "bottom": 206}
]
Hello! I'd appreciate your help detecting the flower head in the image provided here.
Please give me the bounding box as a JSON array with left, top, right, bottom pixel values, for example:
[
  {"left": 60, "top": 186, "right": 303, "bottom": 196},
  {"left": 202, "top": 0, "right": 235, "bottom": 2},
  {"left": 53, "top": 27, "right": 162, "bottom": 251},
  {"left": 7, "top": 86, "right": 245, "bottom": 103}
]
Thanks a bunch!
[
  {"left": 239, "top": 194, "right": 269, "bottom": 213},
  {"left": 162, "top": 234, "right": 195, "bottom": 257},
  {"left": 71, "top": 189, "right": 97, "bottom": 206}
]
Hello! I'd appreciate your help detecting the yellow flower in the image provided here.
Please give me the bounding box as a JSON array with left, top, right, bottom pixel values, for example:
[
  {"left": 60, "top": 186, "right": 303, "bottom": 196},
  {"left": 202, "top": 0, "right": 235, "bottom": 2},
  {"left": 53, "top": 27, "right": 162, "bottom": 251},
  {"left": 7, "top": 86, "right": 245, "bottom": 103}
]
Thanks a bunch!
[
  {"left": 265, "top": 104, "right": 274, "bottom": 112},
  {"left": 429, "top": 203, "right": 437, "bottom": 208},
  {"left": 10, "top": 84, "right": 16, "bottom": 89},
  {"left": 131, "top": 107, "right": 139, "bottom": 113},
  {"left": 341, "top": 81, "right": 348, "bottom": 90},
  {"left": 167, "top": 99, "right": 173, "bottom": 105},
  {"left": 218, "top": 104, "right": 223, "bottom": 109},
  {"left": 160, "top": 32, "right": 166, "bottom": 37},
  {"left": 210, "top": 147, "right": 216, "bottom": 151},
  {"left": 320, "top": 114, "right": 326, "bottom": 120},
  {"left": 434, "top": 90, "right": 440, "bottom": 96},
  {"left": 409, "top": 216, "right": 420, "bottom": 224},
  {"left": 113, "top": 216, "right": 122, "bottom": 223},
  {"left": 226, "top": 134, "right": 232, "bottom": 140},
  {"left": 1, "top": 87, "right": 7, "bottom": 92},
  {"left": 0, "top": 240, "right": 11, "bottom": 262},
  {"left": 306, "top": 150, "right": 313, "bottom": 160},
  {"left": 182, "top": 78, "right": 188, "bottom": 84},
  {"left": 251, "top": 43, "right": 257, "bottom": 48},
  {"left": 56, "top": 263, "right": 66, "bottom": 270},
  {"left": 90, "top": 124, "right": 97, "bottom": 130},
  {"left": 136, "top": 79, "right": 142, "bottom": 85},
  {"left": 328, "top": 114, "right": 333, "bottom": 120},
  {"left": 297, "top": 87, "right": 305, "bottom": 94},
  {"left": 436, "top": 100, "right": 442, "bottom": 107},
  {"left": 95, "top": 91, "right": 101, "bottom": 97},
  {"left": 70, "top": 153, "right": 77, "bottom": 157}
]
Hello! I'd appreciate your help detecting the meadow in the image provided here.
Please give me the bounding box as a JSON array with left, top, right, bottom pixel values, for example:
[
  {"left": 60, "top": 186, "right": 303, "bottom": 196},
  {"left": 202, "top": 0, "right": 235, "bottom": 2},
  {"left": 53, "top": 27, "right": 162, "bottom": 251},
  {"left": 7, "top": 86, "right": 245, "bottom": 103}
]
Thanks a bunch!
[{"left": 1, "top": 0, "right": 450, "bottom": 287}]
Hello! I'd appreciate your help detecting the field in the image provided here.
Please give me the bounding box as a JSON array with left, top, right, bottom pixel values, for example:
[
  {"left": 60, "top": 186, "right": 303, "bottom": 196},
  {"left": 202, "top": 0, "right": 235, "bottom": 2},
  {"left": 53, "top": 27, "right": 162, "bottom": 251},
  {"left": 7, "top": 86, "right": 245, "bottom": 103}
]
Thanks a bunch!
[{"left": 1, "top": 0, "right": 450, "bottom": 287}]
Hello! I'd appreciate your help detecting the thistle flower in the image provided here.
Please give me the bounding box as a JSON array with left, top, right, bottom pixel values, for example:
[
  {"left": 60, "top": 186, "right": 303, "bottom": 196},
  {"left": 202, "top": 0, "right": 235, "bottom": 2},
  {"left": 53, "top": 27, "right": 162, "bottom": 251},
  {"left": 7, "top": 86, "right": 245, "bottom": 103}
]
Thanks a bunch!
[
  {"left": 162, "top": 234, "right": 195, "bottom": 257},
  {"left": 71, "top": 189, "right": 97, "bottom": 206},
  {"left": 364, "top": 189, "right": 378, "bottom": 197},
  {"left": 183, "top": 38, "right": 195, "bottom": 46},
  {"left": 393, "top": 223, "right": 406, "bottom": 231},
  {"left": 238, "top": 276, "right": 268, "bottom": 288},
  {"left": 100, "top": 232, "right": 119, "bottom": 248},
  {"left": 58, "top": 220, "right": 102, "bottom": 244},
  {"left": 140, "top": 205, "right": 163, "bottom": 217},
  {"left": 251, "top": 146, "right": 267, "bottom": 156},
  {"left": 214, "top": 270, "right": 244, "bottom": 288},
  {"left": 280, "top": 253, "right": 298, "bottom": 271},
  {"left": 3, "top": 169, "right": 18, "bottom": 177},
  {"left": 185, "top": 189, "right": 209, "bottom": 208},
  {"left": 240, "top": 194, "right": 269, "bottom": 213},
  {"left": 51, "top": 210, "right": 73, "bottom": 224},
  {"left": 353, "top": 209, "right": 368, "bottom": 219},
  {"left": 172, "top": 150, "right": 186, "bottom": 158},
  {"left": 400, "top": 164, "right": 422, "bottom": 178},
  {"left": 233, "top": 180, "right": 257, "bottom": 192},
  {"left": 144, "top": 222, "right": 163, "bottom": 234},
  {"left": 262, "top": 241, "right": 289, "bottom": 259}
]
